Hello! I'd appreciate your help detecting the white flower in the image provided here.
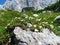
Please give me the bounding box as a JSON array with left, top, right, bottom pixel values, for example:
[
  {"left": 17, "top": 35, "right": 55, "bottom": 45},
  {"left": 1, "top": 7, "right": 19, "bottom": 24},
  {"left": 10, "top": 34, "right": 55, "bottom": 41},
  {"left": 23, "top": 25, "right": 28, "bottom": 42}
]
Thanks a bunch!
[
  {"left": 23, "top": 14, "right": 27, "bottom": 16},
  {"left": 50, "top": 25, "right": 54, "bottom": 29},
  {"left": 17, "top": 17, "right": 20, "bottom": 19},
  {"left": 58, "top": 26, "right": 60, "bottom": 28},
  {"left": 27, "top": 23, "right": 32, "bottom": 27},
  {"left": 45, "top": 22, "right": 48, "bottom": 24},
  {"left": 5, "top": 26, "right": 7, "bottom": 29},
  {"left": 7, "top": 23, "right": 10, "bottom": 26},
  {"left": 29, "top": 17, "right": 34, "bottom": 20},
  {"left": 25, "top": 16, "right": 28, "bottom": 18},
  {"left": 42, "top": 11, "right": 46, "bottom": 13},
  {"left": 8, "top": 38, "right": 11, "bottom": 43},
  {"left": 38, "top": 18, "right": 42, "bottom": 21},
  {"left": 42, "top": 22, "right": 48, "bottom": 24},
  {"left": 35, "top": 29, "right": 38, "bottom": 32},
  {"left": 15, "top": 17, "right": 18, "bottom": 19},
  {"left": 33, "top": 25, "right": 37, "bottom": 27},
  {"left": 36, "top": 18, "right": 41, "bottom": 21},
  {"left": 39, "top": 26, "right": 42, "bottom": 29},
  {"left": 42, "top": 22, "right": 45, "bottom": 23},
  {"left": 33, "top": 14, "right": 38, "bottom": 17},
  {"left": 21, "top": 19, "right": 24, "bottom": 21}
]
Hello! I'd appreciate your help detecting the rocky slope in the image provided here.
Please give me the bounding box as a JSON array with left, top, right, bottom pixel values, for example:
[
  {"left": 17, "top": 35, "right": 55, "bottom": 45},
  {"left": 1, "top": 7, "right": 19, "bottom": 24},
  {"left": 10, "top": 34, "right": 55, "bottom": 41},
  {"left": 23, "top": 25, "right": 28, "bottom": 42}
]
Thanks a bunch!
[
  {"left": 11, "top": 27, "right": 60, "bottom": 45},
  {"left": 1, "top": 0, "right": 58, "bottom": 12}
]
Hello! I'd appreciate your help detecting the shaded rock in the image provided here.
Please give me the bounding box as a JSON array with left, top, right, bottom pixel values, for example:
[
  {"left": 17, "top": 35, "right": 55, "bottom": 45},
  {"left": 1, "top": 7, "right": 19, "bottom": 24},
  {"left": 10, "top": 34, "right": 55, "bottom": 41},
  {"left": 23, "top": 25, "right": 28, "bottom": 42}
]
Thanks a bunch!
[
  {"left": 57, "top": 43, "right": 60, "bottom": 45},
  {"left": 54, "top": 16, "right": 60, "bottom": 22},
  {"left": 11, "top": 27, "right": 60, "bottom": 45},
  {"left": 22, "top": 7, "right": 35, "bottom": 12},
  {"left": 56, "top": 6, "right": 60, "bottom": 11},
  {"left": 33, "top": 14, "right": 38, "bottom": 17}
]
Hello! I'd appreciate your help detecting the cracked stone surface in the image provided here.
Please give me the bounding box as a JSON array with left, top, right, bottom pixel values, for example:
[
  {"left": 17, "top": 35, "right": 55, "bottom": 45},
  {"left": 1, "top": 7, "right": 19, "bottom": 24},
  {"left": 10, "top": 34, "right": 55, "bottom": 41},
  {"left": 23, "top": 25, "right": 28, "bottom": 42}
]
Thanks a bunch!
[{"left": 13, "top": 27, "right": 60, "bottom": 45}]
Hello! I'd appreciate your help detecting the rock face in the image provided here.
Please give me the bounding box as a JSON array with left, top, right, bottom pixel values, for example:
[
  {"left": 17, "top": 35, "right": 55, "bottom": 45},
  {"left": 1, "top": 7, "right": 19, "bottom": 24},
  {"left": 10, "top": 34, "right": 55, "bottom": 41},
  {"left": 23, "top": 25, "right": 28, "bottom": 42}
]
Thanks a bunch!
[
  {"left": 12, "top": 27, "right": 60, "bottom": 45},
  {"left": 2, "top": 0, "right": 58, "bottom": 12}
]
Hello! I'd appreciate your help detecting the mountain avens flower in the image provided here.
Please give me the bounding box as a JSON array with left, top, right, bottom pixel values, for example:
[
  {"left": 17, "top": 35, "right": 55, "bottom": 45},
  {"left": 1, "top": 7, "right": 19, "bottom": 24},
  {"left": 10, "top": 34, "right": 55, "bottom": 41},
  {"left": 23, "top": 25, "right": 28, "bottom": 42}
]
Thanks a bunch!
[
  {"left": 33, "top": 14, "right": 38, "bottom": 17},
  {"left": 39, "top": 26, "right": 42, "bottom": 29},
  {"left": 34, "top": 25, "right": 37, "bottom": 27},
  {"left": 15, "top": 17, "right": 18, "bottom": 19},
  {"left": 27, "top": 23, "right": 32, "bottom": 28},
  {"left": 50, "top": 24, "right": 54, "bottom": 29}
]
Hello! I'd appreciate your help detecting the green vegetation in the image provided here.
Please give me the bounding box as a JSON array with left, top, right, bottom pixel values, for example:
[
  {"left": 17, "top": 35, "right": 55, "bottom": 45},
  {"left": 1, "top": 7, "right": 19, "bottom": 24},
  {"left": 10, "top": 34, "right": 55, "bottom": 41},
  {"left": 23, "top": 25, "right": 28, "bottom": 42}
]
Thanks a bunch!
[
  {"left": 0, "top": 10, "right": 60, "bottom": 44},
  {"left": 44, "top": 0, "right": 60, "bottom": 11},
  {"left": 0, "top": 10, "right": 21, "bottom": 44}
]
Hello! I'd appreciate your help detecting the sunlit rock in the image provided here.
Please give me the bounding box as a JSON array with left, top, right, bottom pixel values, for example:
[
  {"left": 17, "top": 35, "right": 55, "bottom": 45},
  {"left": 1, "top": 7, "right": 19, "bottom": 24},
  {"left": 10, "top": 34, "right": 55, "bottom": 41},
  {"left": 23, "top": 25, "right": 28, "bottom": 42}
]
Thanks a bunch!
[{"left": 12, "top": 27, "right": 60, "bottom": 45}]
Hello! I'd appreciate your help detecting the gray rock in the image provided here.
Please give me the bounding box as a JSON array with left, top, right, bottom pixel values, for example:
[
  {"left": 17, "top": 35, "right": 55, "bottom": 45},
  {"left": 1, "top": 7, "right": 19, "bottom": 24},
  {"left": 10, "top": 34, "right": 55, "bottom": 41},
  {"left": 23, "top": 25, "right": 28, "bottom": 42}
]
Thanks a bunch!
[
  {"left": 12, "top": 27, "right": 60, "bottom": 45},
  {"left": 54, "top": 16, "right": 60, "bottom": 21}
]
